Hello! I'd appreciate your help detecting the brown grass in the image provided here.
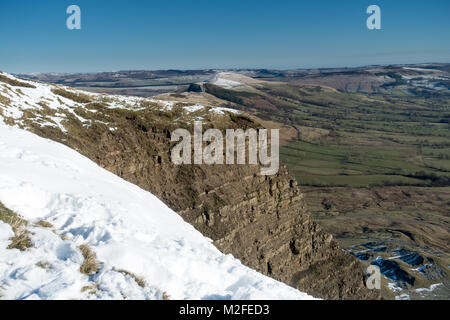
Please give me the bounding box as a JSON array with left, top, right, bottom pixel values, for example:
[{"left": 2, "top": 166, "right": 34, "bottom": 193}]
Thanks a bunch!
[
  {"left": 0, "top": 93, "right": 11, "bottom": 105},
  {"left": 36, "top": 261, "right": 50, "bottom": 270},
  {"left": 113, "top": 268, "right": 146, "bottom": 288},
  {"left": 79, "top": 244, "right": 100, "bottom": 275},
  {"left": 81, "top": 284, "right": 98, "bottom": 295},
  {"left": 51, "top": 88, "right": 92, "bottom": 104},
  {"left": 0, "top": 75, "right": 36, "bottom": 88},
  {"left": 0, "top": 202, "right": 32, "bottom": 251},
  {"left": 36, "top": 220, "right": 54, "bottom": 228},
  {"left": 7, "top": 223, "right": 33, "bottom": 251}
]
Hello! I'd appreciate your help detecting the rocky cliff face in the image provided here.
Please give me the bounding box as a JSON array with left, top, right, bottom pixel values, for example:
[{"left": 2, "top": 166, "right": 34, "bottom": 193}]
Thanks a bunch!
[
  {"left": 0, "top": 73, "right": 380, "bottom": 299},
  {"left": 44, "top": 120, "right": 379, "bottom": 299}
]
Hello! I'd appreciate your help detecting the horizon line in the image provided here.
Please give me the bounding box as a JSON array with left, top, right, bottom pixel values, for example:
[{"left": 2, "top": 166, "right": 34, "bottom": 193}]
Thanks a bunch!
[{"left": 8, "top": 61, "right": 450, "bottom": 75}]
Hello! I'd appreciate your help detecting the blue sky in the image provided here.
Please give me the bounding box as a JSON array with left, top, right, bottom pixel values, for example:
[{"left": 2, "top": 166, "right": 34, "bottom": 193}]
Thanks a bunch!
[{"left": 0, "top": 0, "right": 449, "bottom": 73}]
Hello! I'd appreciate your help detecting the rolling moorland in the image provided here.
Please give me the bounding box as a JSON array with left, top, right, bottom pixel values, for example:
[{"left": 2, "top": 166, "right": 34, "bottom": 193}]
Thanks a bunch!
[
  {"left": 17, "top": 70, "right": 217, "bottom": 97},
  {"left": 18, "top": 64, "right": 450, "bottom": 299},
  {"left": 201, "top": 65, "right": 450, "bottom": 299}
]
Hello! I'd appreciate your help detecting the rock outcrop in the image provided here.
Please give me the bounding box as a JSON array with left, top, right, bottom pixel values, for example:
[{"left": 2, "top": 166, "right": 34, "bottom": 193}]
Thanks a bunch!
[
  {"left": 48, "top": 119, "right": 379, "bottom": 299},
  {"left": 186, "top": 83, "right": 203, "bottom": 93}
]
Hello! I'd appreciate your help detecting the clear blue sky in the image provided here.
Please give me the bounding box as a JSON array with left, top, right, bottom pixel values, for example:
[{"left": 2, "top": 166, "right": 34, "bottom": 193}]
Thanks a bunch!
[{"left": 1, "top": 0, "right": 449, "bottom": 73}]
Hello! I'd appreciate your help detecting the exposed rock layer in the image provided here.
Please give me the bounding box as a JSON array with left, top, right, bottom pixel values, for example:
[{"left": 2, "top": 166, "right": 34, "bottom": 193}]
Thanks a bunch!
[{"left": 27, "top": 114, "right": 379, "bottom": 299}]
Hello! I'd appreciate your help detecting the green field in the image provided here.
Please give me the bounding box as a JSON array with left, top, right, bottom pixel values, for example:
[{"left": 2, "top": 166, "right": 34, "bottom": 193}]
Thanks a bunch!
[
  {"left": 205, "top": 78, "right": 450, "bottom": 298},
  {"left": 243, "top": 83, "right": 450, "bottom": 188},
  {"left": 281, "top": 140, "right": 446, "bottom": 187},
  {"left": 205, "top": 79, "right": 450, "bottom": 188}
]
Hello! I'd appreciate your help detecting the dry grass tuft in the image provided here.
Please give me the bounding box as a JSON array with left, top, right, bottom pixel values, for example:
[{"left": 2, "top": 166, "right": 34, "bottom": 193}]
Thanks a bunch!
[
  {"left": 81, "top": 284, "right": 98, "bottom": 295},
  {"left": 36, "top": 220, "right": 54, "bottom": 228},
  {"left": 7, "top": 225, "right": 33, "bottom": 251},
  {"left": 113, "top": 268, "right": 146, "bottom": 288},
  {"left": 36, "top": 261, "right": 51, "bottom": 270},
  {"left": 51, "top": 88, "right": 92, "bottom": 104},
  {"left": 0, "top": 202, "right": 32, "bottom": 251},
  {"left": 79, "top": 244, "right": 100, "bottom": 276},
  {"left": 0, "top": 93, "right": 11, "bottom": 105},
  {"left": 60, "top": 234, "right": 70, "bottom": 241},
  {"left": 0, "top": 75, "right": 36, "bottom": 88}
]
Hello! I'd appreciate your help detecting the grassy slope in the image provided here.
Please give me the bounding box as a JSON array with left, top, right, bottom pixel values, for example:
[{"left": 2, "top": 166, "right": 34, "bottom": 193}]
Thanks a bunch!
[
  {"left": 206, "top": 81, "right": 450, "bottom": 188},
  {"left": 205, "top": 80, "right": 450, "bottom": 298}
]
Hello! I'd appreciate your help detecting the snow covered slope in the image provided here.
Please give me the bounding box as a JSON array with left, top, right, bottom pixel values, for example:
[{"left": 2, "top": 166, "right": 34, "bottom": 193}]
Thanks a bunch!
[
  {"left": 0, "top": 71, "right": 240, "bottom": 133},
  {"left": 0, "top": 123, "right": 315, "bottom": 300}
]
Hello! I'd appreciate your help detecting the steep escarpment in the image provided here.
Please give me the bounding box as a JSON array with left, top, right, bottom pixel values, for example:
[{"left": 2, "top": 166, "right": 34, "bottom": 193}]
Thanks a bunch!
[
  {"left": 0, "top": 72, "right": 380, "bottom": 299},
  {"left": 27, "top": 110, "right": 379, "bottom": 299},
  {"left": 92, "top": 129, "right": 380, "bottom": 299},
  {"left": 0, "top": 124, "right": 313, "bottom": 300}
]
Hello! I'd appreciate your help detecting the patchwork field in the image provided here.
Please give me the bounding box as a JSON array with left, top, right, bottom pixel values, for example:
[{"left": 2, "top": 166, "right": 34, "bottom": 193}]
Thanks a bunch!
[{"left": 200, "top": 66, "right": 450, "bottom": 299}]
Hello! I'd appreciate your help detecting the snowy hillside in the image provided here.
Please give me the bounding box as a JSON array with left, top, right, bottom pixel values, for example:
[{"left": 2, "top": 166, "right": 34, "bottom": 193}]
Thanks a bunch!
[
  {"left": 0, "top": 71, "right": 240, "bottom": 134},
  {"left": 0, "top": 95, "right": 314, "bottom": 299}
]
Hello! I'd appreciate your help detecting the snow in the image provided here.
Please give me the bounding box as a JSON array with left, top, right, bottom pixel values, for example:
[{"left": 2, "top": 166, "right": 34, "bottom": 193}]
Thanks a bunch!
[
  {"left": 395, "top": 293, "right": 410, "bottom": 300},
  {"left": 0, "top": 123, "right": 315, "bottom": 300},
  {"left": 211, "top": 106, "right": 241, "bottom": 115},
  {"left": 0, "top": 71, "right": 243, "bottom": 132},
  {"left": 213, "top": 78, "right": 243, "bottom": 89},
  {"left": 0, "top": 222, "right": 14, "bottom": 245},
  {"left": 182, "top": 104, "right": 240, "bottom": 115},
  {"left": 387, "top": 282, "right": 402, "bottom": 293},
  {"left": 415, "top": 283, "right": 443, "bottom": 294},
  {"left": 0, "top": 73, "right": 93, "bottom": 130},
  {"left": 402, "top": 67, "right": 433, "bottom": 72},
  {"left": 212, "top": 73, "right": 244, "bottom": 89},
  {"left": 183, "top": 104, "right": 205, "bottom": 113}
]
